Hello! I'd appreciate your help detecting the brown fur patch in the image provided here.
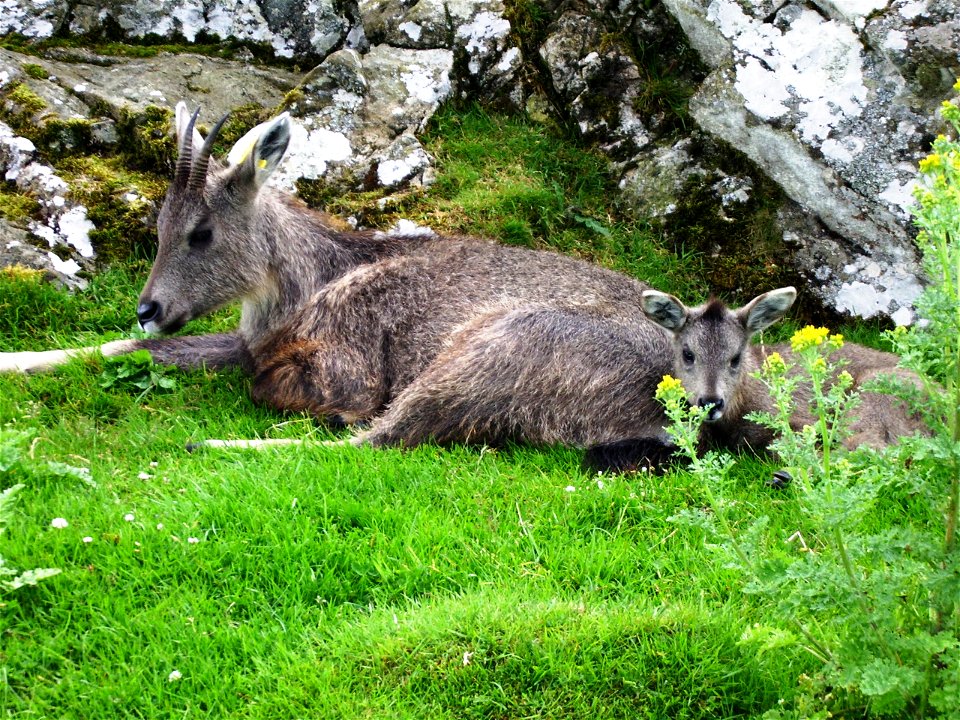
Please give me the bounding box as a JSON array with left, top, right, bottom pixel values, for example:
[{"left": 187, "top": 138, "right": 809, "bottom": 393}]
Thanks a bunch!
[{"left": 252, "top": 340, "right": 326, "bottom": 414}]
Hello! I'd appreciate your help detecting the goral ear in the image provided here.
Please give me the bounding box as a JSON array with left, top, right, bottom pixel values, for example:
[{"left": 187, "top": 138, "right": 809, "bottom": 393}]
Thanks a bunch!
[
  {"left": 739, "top": 287, "right": 797, "bottom": 334},
  {"left": 174, "top": 101, "right": 204, "bottom": 152},
  {"left": 641, "top": 290, "right": 689, "bottom": 332},
  {"left": 226, "top": 113, "right": 292, "bottom": 189}
]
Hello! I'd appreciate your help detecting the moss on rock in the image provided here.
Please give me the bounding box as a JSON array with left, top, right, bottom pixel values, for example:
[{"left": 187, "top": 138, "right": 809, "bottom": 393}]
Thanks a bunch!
[
  {"left": 0, "top": 188, "right": 40, "bottom": 222},
  {"left": 56, "top": 155, "right": 168, "bottom": 264},
  {"left": 113, "top": 105, "right": 175, "bottom": 174},
  {"left": 3, "top": 82, "right": 47, "bottom": 124},
  {"left": 659, "top": 142, "right": 796, "bottom": 302},
  {"left": 21, "top": 63, "right": 49, "bottom": 80}
]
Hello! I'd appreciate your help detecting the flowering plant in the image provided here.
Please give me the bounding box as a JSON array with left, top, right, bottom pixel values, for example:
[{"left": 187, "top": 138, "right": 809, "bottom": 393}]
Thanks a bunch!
[{"left": 658, "top": 83, "right": 960, "bottom": 718}]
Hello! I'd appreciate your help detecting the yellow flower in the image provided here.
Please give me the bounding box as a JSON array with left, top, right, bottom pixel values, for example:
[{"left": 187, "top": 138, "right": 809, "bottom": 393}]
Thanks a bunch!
[
  {"left": 790, "top": 326, "right": 831, "bottom": 352},
  {"left": 940, "top": 100, "right": 960, "bottom": 123},
  {"left": 919, "top": 153, "right": 942, "bottom": 173},
  {"left": 828, "top": 333, "right": 844, "bottom": 349},
  {"left": 762, "top": 351, "right": 787, "bottom": 376},
  {"left": 655, "top": 374, "right": 685, "bottom": 401}
]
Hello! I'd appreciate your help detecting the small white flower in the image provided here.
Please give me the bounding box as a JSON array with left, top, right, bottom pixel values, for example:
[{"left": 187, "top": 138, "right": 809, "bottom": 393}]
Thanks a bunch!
[
  {"left": 187, "top": 537, "right": 199, "bottom": 544},
  {"left": 149, "top": 461, "right": 159, "bottom": 468},
  {"left": 463, "top": 651, "right": 474, "bottom": 666},
  {"left": 156, "top": 523, "right": 164, "bottom": 530},
  {"left": 82, "top": 536, "right": 93, "bottom": 543},
  {"left": 564, "top": 485, "right": 576, "bottom": 492},
  {"left": 167, "top": 669, "right": 182, "bottom": 682},
  {"left": 123, "top": 513, "right": 135, "bottom": 522},
  {"left": 595, "top": 478, "right": 605, "bottom": 490},
  {"left": 137, "top": 472, "right": 152, "bottom": 480},
  {"left": 51, "top": 517, "right": 68, "bottom": 529}
]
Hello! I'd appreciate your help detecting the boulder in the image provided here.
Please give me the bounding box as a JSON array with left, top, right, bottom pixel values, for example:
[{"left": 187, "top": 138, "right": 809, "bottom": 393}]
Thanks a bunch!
[
  {"left": 0, "top": 218, "right": 87, "bottom": 289},
  {"left": 0, "top": 49, "right": 301, "bottom": 132},
  {"left": 0, "top": 120, "right": 94, "bottom": 285},
  {"left": 360, "top": 0, "right": 521, "bottom": 105},
  {"left": 0, "top": 0, "right": 366, "bottom": 60},
  {"left": 539, "top": 11, "right": 650, "bottom": 159},
  {"left": 657, "top": 0, "right": 959, "bottom": 321},
  {"left": 276, "top": 45, "right": 453, "bottom": 192}
]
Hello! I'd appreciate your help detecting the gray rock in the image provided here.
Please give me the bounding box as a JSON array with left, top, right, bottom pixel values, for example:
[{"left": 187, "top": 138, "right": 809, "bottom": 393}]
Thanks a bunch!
[
  {"left": 1, "top": 1, "right": 365, "bottom": 58},
  {"left": 618, "top": 137, "right": 709, "bottom": 218},
  {"left": 1, "top": 123, "right": 93, "bottom": 250},
  {"left": 0, "top": 218, "right": 88, "bottom": 289},
  {"left": 78, "top": 0, "right": 362, "bottom": 59},
  {"left": 0, "top": 121, "right": 94, "bottom": 286},
  {"left": 277, "top": 45, "right": 453, "bottom": 191},
  {"left": 360, "top": 0, "right": 521, "bottom": 104},
  {"left": 539, "top": 11, "right": 650, "bottom": 158},
  {"left": 651, "top": 0, "right": 959, "bottom": 321},
  {"left": 0, "top": 47, "right": 300, "bottom": 129},
  {"left": 0, "top": 0, "right": 65, "bottom": 38}
]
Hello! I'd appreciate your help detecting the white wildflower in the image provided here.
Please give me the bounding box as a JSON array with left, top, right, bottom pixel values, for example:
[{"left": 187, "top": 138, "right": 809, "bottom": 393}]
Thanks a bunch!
[{"left": 50, "top": 517, "right": 68, "bottom": 529}]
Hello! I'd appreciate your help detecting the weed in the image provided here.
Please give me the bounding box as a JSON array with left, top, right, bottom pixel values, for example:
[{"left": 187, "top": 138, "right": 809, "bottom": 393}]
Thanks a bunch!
[
  {"left": 99, "top": 349, "right": 178, "bottom": 399},
  {"left": 657, "top": 85, "right": 960, "bottom": 717}
]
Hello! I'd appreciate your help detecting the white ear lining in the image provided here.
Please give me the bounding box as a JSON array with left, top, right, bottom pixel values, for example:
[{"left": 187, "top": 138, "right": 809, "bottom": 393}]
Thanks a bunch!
[
  {"left": 226, "top": 113, "right": 291, "bottom": 168},
  {"left": 174, "top": 101, "right": 203, "bottom": 149},
  {"left": 742, "top": 287, "right": 797, "bottom": 333},
  {"left": 641, "top": 290, "right": 689, "bottom": 332}
]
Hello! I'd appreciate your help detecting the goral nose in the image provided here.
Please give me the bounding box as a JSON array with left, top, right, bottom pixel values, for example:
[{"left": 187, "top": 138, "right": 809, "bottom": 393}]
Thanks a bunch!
[
  {"left": 137, "top": 300, "right": 162, "bottom": 326},
  {"left": 698, "top": 396, "right": 725, "bottom": 422}
]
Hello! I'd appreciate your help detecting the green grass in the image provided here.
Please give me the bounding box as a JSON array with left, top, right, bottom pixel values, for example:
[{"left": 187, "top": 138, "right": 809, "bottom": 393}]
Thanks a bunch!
[{"left": 0, "top": 106, "right": 888, "bottom": 717}]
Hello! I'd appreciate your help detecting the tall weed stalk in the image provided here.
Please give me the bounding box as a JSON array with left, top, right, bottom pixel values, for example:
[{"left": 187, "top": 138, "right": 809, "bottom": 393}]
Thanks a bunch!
[{"left": 659, "top": 84, "right": 960, "bottom": 718}]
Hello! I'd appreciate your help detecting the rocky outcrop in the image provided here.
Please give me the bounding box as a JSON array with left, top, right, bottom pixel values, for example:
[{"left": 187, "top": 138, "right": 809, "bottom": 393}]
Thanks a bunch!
[
  {"left": 0, "top": 120, "right": 94, "bottom": 287},
  {"left": 0, "top": 47, "right": 301, "bottom": 150},
  {"left": 659, "top": 0, "right": 957, "bottom": 323},
  {"left": 0, "top": 1, "right": 519, "bottom": 281},
  {"left": 276, "top": 44, "right": 453, "bottom": 192},
  {"left": 0, "top": 0, "right": 957, "bottom": 322},
  {"left": 0, "top": 1, "right": 366, "bottom": 60}
]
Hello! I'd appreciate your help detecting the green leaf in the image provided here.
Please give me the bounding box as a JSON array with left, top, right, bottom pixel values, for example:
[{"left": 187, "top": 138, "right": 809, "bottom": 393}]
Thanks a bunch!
[
  {"left": 44, "top": 461, "right": 97, "bottom": 488},
  {"left": 6, "top": 566, "right": 61, "bottom": 590},
  {"left": 850, "top": 657, "right": 923, "bottom": 713},
  {"left": 0, "top": 482, "right": 26, "bottom": 528}
]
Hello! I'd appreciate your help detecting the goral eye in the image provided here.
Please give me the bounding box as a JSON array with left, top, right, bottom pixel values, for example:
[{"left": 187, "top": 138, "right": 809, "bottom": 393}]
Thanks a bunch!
[
  {"left": 188, "top": 225, "right": 213, "bottom": 249},
  {"left": 730, "top": 353, "right": 742, "bottom": 369},
  {"left": 682, "top": 348, "right": 695, "bottom": 364}
]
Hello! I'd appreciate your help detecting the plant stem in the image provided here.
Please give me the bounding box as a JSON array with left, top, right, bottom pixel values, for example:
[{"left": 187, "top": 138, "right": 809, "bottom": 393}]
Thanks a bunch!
[
  {"left": 832, "top": 526, "right": 900, "bottom": 665},
  {"left": 947, "top": 225, "right": 960, "bottom": 559}
]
